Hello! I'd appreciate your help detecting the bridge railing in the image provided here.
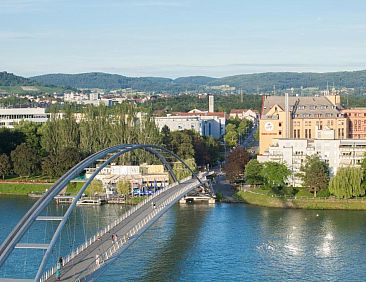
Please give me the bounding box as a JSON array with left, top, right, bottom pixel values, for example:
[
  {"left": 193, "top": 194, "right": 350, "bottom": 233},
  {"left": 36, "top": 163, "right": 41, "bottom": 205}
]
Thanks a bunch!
[
  {"left": 40, "top": 176, "right": 199, "bottom": 282},
  {"left": 80, "top": 179, "right": 201, "bottom": 278}
]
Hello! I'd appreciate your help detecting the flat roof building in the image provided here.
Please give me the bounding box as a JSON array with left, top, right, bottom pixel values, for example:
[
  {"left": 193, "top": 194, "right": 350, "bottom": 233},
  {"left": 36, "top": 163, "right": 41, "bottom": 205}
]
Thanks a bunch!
[
  {"left": 258, "top": 128, "right": 366, "bottom": 186},
  {"left": 0, "top": 108, "right": 49, "bottom": 128}
]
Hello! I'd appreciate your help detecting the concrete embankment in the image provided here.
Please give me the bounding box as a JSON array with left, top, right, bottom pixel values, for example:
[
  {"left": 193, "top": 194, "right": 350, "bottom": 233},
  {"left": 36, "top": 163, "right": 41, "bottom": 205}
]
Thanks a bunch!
[{"left": 237, "top": 190, "right": 366, "bottom": 210}]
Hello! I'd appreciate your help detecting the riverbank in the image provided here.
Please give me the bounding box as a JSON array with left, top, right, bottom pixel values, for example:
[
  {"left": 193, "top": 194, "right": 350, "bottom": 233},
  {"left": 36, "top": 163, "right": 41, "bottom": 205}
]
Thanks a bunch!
[
  {"left": 0, "top": 181, "right": 84, "bottom": 196},
  {"left": 237, "top": 190, "right": 366, "bottom": 210}
]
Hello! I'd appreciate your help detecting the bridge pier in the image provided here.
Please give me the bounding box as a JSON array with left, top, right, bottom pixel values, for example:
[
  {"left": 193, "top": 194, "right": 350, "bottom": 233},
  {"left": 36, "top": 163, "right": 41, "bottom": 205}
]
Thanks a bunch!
[{"left": 179, "top": 195, "right": 215, "bottom": 204}]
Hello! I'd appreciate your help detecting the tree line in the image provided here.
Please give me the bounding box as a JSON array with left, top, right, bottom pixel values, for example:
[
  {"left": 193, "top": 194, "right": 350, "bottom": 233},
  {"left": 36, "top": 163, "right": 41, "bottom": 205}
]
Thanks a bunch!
[
  {"left": 0, "top": 104, "right": 222, "bottom": 180},
  {"left": 242, "top": 154, "right": 366, "bottom": 199}
]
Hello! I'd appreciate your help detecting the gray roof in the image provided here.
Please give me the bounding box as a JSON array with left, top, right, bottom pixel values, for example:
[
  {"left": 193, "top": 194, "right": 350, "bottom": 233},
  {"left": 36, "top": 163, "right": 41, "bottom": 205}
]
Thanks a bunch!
[{"left": 262, "top": 95, "right": 343, "bottom": 118}]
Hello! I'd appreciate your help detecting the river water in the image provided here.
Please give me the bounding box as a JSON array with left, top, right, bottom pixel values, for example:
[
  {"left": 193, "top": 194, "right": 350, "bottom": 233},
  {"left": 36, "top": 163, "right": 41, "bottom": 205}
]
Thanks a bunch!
[{"left": 1, "top": 195, "right": 366, "bottom": 281}]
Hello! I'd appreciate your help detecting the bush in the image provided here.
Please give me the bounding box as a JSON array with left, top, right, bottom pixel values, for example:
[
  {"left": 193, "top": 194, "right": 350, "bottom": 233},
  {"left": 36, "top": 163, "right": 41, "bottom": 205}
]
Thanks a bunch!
[
  {"left": 317, "top": 188, "right": 330, "bottom": 198},
  {"left": 296, "top": 188, "right": 313, "bottom": 198}
]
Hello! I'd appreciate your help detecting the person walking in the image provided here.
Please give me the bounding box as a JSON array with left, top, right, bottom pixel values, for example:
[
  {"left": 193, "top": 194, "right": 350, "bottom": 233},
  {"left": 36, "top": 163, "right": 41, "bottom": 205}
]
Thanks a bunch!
[
  {"left": 55, "top": 269, "right": 61, "bottom": 281},
  {"left": 96, "top": 254, "right": 100, "bottom": 268}
]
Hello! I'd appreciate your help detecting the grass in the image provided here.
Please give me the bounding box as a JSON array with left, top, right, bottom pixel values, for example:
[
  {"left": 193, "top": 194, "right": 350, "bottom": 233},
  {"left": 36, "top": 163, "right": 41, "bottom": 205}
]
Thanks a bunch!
[
  {"left": 237, "top": 190, "right": 366, "bottom": 210},
  {"left": 0, "top": 182, "right": 53, "bottom": 195}
]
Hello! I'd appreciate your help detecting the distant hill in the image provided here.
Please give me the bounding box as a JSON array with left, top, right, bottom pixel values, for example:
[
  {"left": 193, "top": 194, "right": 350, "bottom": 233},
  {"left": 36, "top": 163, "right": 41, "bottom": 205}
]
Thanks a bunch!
[
  {"left": 211, "top": 70, "right": 366, "bottom": 92},
  {"left": 0, "top": 71, "right": 35, "bottom": 86},
  {"left": 30, "top": 70, "right": 366, "bottom": 93}
]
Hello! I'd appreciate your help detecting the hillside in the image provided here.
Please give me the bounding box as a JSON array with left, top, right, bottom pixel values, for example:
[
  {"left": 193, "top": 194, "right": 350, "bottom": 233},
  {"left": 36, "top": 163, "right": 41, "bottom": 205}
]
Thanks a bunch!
[
  {"left": 31, "top": 70, "right": 366, "bottom": 93},
  {"left": 0, "top": 71, "right": 35, "bottom": 86},
  {"left": 212, "top": 70, "right": 366, "bottom": 92},
  {"left": 0, "top": 71, "right": 65, "bottom": 95}
]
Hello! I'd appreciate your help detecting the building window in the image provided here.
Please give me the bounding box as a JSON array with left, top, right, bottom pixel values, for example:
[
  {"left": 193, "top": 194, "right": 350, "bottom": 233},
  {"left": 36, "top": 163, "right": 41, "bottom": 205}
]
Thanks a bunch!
[
  {"left": 294, "top": 129, "right": 297, "bottom": 138},
  {"left": 305, "top": 129, "right": 308, "bottom": 139},
  {"left": 309, "top": 129, "right": 311, "bottom": 139},
  {"left": 279, "top": 122, "right": 282, "bottom": 127},
  {"left": 297, "top": 129, "right": 300, "bottom": 138},
  {"left": 279, "top": 131, "right": 282, "bottom": 135}
]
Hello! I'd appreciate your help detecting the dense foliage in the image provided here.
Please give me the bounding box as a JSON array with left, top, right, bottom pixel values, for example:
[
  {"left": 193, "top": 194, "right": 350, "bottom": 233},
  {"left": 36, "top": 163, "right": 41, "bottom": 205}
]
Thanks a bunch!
[
  {"left": 31, "top": 70, "right": 366, "bottom": 92},
  {"left": 223, "top": 147, "right": 250, "bottom": 182},
  {"left": 299, "top": 155, "right": 329, "bottom": 197},
  {"left": 0, "top": 104, "right": 222, "bottom": 180},
  {"left": 161, "top": 126, "right": 221, "bottom": 168},
  {"left": 224, "top": 118, "right": 253, "bottom": 148},
  {"left": 328, "top": 167, "right": 365, "bottom": 199},
  {"left": 259, "top": 162, "right": 291, "bottom": 191},
  {"left": 147, "top": 94, "right": 262, "bottom": 113},
  {"left": 244, "top": 159, "right": 264, "bottom": 185},
  {"left": 0, "top": 71, "right": 35, "bottom": 86}
]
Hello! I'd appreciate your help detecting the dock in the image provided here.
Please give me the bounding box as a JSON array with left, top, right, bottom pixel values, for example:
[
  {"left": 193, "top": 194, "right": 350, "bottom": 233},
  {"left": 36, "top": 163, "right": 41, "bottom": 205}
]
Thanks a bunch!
[{"left": 179, "top": 195, "right": 215, "bottom": 204}]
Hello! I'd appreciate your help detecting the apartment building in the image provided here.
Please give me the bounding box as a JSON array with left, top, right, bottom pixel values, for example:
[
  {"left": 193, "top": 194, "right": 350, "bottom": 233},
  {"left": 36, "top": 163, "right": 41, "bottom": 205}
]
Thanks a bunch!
[
  {"left": 258, "top": 128, "right": 366, "bottom": 186},
  {"left": 259, "top": 94, "right": 347, "bottom": 154},
  {"left": 341, "top": 108, "right": 366, "bottom": 139}
]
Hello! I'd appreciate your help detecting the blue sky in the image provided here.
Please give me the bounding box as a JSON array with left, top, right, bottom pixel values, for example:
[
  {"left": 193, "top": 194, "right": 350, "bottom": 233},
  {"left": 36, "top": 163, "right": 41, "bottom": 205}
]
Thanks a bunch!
[{"left": 0, "top": 0, "right": 365, "bottom": 78}]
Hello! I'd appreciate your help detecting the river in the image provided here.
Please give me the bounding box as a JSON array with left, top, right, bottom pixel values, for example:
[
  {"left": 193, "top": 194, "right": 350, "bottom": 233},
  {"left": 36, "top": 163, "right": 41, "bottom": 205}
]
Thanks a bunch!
[{"left": 1, "top": 195, "right": 366, "bottom": 281}]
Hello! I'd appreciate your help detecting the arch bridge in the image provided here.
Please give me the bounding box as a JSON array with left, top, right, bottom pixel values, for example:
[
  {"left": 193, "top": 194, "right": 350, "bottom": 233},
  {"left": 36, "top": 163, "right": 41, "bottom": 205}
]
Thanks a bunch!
[{"left": 0, "top": 144, "right": 212, "bottom": 282}]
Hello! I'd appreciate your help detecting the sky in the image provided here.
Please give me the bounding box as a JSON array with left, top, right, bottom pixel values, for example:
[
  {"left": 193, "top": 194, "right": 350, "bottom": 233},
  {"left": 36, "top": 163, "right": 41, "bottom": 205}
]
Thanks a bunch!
[{"left": 0, "top": 0, "right": 366, "bottom": 78}]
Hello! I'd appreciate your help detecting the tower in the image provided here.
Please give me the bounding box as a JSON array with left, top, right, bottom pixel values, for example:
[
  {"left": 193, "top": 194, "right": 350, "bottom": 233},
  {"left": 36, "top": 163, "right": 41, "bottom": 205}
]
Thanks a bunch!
[{"left": 208, "top": 95, "right": 214, "bottom": 113}]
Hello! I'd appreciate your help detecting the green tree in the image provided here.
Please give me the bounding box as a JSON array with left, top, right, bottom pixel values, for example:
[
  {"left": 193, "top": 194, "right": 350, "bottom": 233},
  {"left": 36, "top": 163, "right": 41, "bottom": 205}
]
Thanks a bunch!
[
  {"left": 224, "top": 124, "right": 238, "bottom": 148},
  {"left": 116, "top": 180, "right": 131, "bottom": 197},
  {"left": 173, "top": 158, "right": 197, "bottom": 180},
  {"left": 161, "top": 125, "right": 172, "bottom": 149},
  {"left": 299, "top": 155, "right": 329, "bottom": 197},
  {"left": 260, "top": 161, "right": 290, "bottom": 190},
  {"left": 238, "top": 119, "right": 252, "bottom": 137},
  {"left": 14, "top": 121, "right": 42, "bottom": 152},
  {"left": 329, "top": 167, "right": 364, "bottom": 199},
  {"left": 360, "top": 152, "right": 366, "bottom": 184},
  {"left": 0, "top": 154, "right": 11, "bottom": 180},
  {"left": 244, "top": 159, "right": 264, "bottom": 186},
  {"left": 11, "top": 143, "right": 40, "bottom": 177},
  {"left": 87, "top": 179, "right": 104, "bottom": 195},
  {"left": 42, "top": 147, "right": 83, "bottom": 178}
]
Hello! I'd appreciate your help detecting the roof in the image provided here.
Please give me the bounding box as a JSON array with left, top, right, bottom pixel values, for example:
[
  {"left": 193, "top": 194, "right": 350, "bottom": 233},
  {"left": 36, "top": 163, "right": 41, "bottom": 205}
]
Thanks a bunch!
[
  {"left": 171, "top": 112, "right": 226, "bottom": 118},
  {"left": 262, "top": 95, "right": 342, "bottom": 118},
  {"left": 230, "top": 109, "right": 259, "bottom": 114}
]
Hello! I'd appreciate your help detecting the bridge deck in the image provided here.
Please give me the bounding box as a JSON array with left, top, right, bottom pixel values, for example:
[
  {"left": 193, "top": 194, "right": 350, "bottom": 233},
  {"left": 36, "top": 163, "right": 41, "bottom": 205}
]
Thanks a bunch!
[{"left": 45, "top": 178, "right": 201, "bottom": 282}]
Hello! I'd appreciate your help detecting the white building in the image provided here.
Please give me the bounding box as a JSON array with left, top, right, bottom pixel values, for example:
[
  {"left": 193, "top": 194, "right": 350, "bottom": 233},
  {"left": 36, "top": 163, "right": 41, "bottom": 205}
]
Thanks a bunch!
[
  {"left": 154, "top": 112, "right": 225, "bottom": 139},
  {"left": 229, "top": 109, "right": 258, "bottom": 123},
  {"left": 258, "top": 128, "right": 366, "bottom": 186},
  {"left": 0, "top": 108, "right": 49, "bottom": 128}
]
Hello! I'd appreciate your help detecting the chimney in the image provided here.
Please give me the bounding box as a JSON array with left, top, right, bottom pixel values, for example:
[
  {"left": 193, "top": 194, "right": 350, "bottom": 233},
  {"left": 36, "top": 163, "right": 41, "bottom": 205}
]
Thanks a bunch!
[{"left": 208, "top": 95, "right": 214, "bottom": 112}]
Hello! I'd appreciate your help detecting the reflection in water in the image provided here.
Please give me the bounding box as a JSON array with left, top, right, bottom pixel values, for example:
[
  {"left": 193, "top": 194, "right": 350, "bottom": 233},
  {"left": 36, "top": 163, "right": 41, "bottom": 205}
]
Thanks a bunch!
[{"left": 2, "top": 196, "right": 366, "bottom": 281}]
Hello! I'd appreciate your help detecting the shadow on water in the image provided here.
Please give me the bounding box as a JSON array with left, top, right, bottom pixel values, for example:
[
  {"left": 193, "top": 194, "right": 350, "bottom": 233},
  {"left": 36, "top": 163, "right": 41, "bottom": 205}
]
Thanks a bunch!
[{"left": 140, "top": 204, "right": 210, "bottom": 282}]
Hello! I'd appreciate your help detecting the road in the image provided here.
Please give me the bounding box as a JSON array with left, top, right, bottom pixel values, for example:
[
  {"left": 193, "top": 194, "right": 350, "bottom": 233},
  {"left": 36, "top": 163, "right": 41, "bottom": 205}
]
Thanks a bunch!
[
  {"left": 240, "top": 124, "right": 258, "bottom": 149},
  {"left": 47, "top": 178, "right": 199, "bottom": 282}
]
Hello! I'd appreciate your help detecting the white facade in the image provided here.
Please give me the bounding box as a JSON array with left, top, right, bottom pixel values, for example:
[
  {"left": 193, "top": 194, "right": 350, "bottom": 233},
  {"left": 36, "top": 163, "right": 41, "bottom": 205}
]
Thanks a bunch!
[
  {"left": 229, "top": 109, "right": 258, "bottom": 123},
  {"left": 0, "top": 108, "right": 49, "bottom": 128},
  {"left": 154, "top": 114, "right": 225, "bottom": 139},
  {"left": 258, "top": 137, "right": 366, "bottom": 186}
]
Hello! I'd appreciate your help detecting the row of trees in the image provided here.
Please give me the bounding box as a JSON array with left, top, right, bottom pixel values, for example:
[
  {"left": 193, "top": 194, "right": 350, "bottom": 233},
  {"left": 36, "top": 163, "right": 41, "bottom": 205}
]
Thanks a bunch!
[
  {"left": 0, "top": 104, "right": 223, "bottom": 180},
  {"left": 224, "top": 118, "right": 253, "bottom": 148},
  {"left": 0, "top": 104, "right": 161, "bottom": 179},
  {"left": 244, "top": 154, "right": 366, "bottom": 199}
]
